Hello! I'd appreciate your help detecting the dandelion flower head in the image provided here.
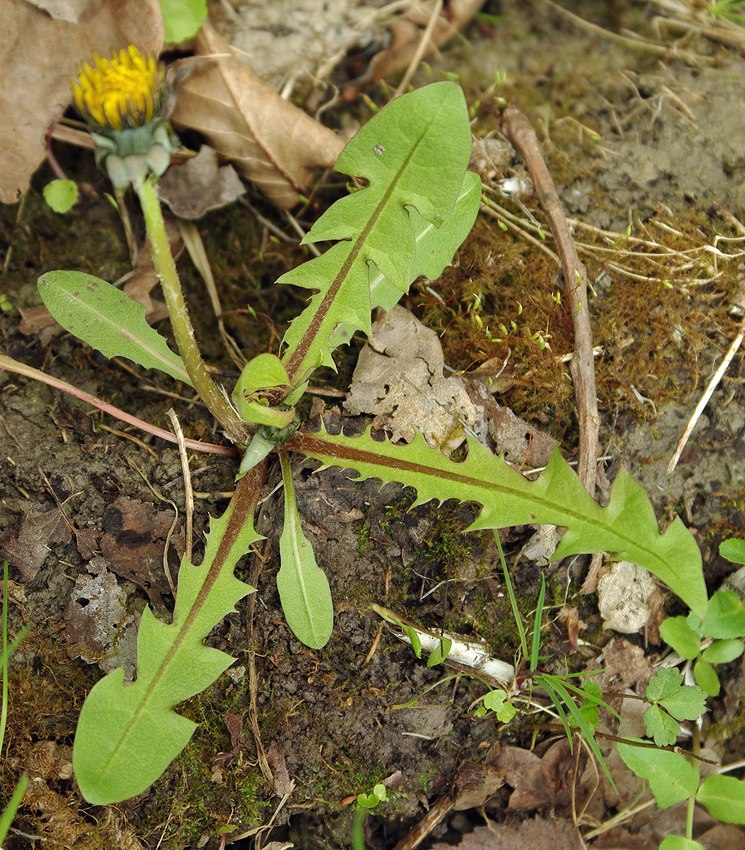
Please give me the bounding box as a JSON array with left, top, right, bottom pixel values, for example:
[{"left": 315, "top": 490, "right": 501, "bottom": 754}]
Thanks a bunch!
[{"left": 72, "top": 45, "right": 166, "bottom": 132}]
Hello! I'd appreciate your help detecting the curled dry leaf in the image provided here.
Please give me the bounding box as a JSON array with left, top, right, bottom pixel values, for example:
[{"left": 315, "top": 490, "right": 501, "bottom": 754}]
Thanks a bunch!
[
  {"left": 0, "top": 0, "right": 163, "bottom": 203},
  {"left": 344, "top": 0, "right": 485, "bottom": 99},
  {"left": 344, "top": 306, "right": 484, "bottom": 453},
  {"left": 170, "top": 22, "right": 344, "bottom": 210},
  {"left": 158, "top": 145, "right": 246, "bottom": 220}
]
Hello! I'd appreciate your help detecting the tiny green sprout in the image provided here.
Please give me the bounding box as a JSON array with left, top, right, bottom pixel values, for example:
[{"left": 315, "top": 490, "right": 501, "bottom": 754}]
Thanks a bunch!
[
  {"left": 352, "top": 783, "right": 389, "bottom": 850},
  {"left": 0, "top": 293, "right": 12, "bottom": 313},
  {"left": 531, "top": 330, "right": 551, "bottom": 351},
  {"left": 516, "top": 301, "right": 523, "bottom": 315},
  {"left": 497, "top": 219, "right": 508, "bottom": 231},
  {"left": 550, "top": 290, "right": 562, "bottom": 305},
  {"left": 469, "top": 99, "right": 481, "bottom": 120},
  {"left": 625, "top": 222, "right": 633, "bottom": 239},
  {"left": 43, "top": 179, "right": 79, "bottom": 214},
  {"left": 356, "top": 783, "right": 388, "bottom": 811},
  {"left": 474, "top": 688, "right": 516, "bottom": 723},
  {"left": 662, "top": 279, "right": 673, "bottom": 289},
  {"left": 537, "top": 228, "right": 546, "bottom": 240}
]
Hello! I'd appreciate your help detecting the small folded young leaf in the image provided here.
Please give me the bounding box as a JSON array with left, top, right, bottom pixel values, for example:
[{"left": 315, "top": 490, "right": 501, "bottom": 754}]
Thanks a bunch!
[
  {"left": 73, "top": 467, "right": 263, "bottom": 804},
  {"left": 277, "top": 452, "right": 333, "bottom": 649},
  {"left": 285, "top": 429, "right": 707, "bottom": 617},
  {"left": 279, "top": 82, "right": 472, "bottom": 391},
  {"left": 232, "top": 353, "right": 294, "bottom": 428},
  {"left": 38, "top": 270, "right": 191, "bottom": 385}
]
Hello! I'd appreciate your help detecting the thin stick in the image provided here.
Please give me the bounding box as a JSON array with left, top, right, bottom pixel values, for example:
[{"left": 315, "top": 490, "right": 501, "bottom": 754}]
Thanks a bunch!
[
  {"left": 167, "top": 409, "right": 195, "bottom": 563},
  {"left": 667, "top": 316, "right": 745, "bottom": 473},
  {"left": 539, "top": 0, "right": 708, "bottom": 65},
  {"left": 0, "top": 354, "right": 237, "bottom": 458},
  {"left": 496, "top": 105, "right": 600, "bottom": 495}
]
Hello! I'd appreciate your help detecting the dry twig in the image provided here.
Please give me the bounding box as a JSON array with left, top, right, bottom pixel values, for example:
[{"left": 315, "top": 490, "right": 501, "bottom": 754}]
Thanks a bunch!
[{"left": 496, "top": 105, "right": 600, "bottom": 495}]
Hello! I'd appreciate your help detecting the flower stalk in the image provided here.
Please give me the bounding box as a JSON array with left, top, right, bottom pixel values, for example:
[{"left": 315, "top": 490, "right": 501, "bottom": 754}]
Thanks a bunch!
[
  {"left": 70, "top": 45, "right": 251, "bottom": 446},
  {"left": 134, "top": 176, "right": 251, "bottom": 445}
]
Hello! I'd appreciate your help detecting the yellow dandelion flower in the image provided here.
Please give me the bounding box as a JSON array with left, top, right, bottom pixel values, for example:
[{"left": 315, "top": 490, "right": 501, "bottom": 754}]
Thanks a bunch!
[{"left": 72, "top": 45, "right": 166, "bottom": 132}]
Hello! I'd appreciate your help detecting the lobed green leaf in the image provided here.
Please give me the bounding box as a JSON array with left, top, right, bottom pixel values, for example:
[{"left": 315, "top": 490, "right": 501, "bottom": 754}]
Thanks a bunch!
[
  {"left": 286, "top": 429, "right": 707, "bottom": 616},
  {"left": 643, "top": 705, "right": 680, "bottom": 747},
  {"left": 701, "top": 590, "right": 745, "bottom": 639},
  {"left": 696, "top": 774, "right": 745, "bottom": 824},
  {"left": 73, "top": 470, "right": 262, "bottom": 804},
  {"left": 279, "top": 83, "right": 474, "bottom": 390}
]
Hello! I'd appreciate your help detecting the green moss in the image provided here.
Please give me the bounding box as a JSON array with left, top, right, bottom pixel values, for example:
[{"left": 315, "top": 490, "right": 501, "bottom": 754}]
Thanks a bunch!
[
  {"left": 356, "top": 522, "right": 371, "bottom": 556},
  {"left": 417, "top": 766, "right": 437, "bottom": 794}
]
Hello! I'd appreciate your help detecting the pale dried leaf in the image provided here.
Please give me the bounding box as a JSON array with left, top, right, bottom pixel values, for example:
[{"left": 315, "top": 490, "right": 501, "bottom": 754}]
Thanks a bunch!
[
  {"left": 598, "top": 561, "right": 655, "bottom": 634},
  {"left": 170, "top": 22, "right": 344, "bottom": 210},
  {"left": 159, "top": 146, "right": 246, "bottom": 219},
  {"left": 64, "top": 568, "right": 137, "bottom": 676},
  {"left": 344, "top": 306, "right": 484, "bottom": 453},
  {"left": 0, "top": 0, "right": 163, "bottom": 203}
]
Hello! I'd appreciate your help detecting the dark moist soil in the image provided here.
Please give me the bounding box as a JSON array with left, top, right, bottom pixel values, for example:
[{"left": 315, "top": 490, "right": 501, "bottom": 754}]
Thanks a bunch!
[{"left": 2, "top": 2, "right": 745, "bottom": 849}]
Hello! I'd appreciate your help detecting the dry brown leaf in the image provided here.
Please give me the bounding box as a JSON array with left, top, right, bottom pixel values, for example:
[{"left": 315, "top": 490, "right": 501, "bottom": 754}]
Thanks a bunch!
[
  {"left": 343, "top": 0, "right": 485, "bottom": 99},
  {"left": 0, "top": 503, "right": 70, "bottom": 582},
  {"left": 0, "top": 0, "right": 163, "bottom": 204},
  {"left": 170, "top": 22, "right": 344, "bottom": 210},
  {"left": 344, "top": 306, "right": 484, "bottom": 453},
  {"left": 430, "top": 819, "right": 582, "bottom": 850},
  {"left": 100, "top": 495, "right": 183, "bottom": 611},
  {"left": 159, "top": 145, "right": 246, "bottom": 219},
  {"left": 493, "top": 740, "right": 586, "bottom": 811}
]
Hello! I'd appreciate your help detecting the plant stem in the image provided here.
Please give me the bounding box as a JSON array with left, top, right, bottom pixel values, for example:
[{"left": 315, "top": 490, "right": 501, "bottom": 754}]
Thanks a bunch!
[
  {"left": 134, "top": 177, "right": 250, "bottom": 446},
  {"left": 686, "top": 724, "right": 701, "bottom": 840}
]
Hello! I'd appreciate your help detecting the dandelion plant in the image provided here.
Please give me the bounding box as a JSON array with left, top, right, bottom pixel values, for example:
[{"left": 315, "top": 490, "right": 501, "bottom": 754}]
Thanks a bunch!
[{"left": 0, "top": 44, "right": 708, "bottom": 804}]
